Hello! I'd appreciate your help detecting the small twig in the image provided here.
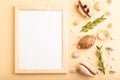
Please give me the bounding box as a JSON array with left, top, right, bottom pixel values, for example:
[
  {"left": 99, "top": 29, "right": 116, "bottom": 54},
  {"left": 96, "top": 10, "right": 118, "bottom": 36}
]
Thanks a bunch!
[{"left": 96, "top": 45, "right": 106, "bottom": 74}]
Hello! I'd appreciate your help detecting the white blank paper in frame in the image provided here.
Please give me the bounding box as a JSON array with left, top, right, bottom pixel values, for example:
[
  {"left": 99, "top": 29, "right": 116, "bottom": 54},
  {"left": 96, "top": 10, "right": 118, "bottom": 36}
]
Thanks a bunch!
[{"left": 18, "top": 10, "right": 62, "bottom": 69}]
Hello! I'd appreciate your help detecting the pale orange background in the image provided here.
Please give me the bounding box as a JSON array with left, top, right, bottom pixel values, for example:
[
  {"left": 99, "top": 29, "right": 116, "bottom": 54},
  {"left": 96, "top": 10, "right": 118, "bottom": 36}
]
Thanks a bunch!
[{"left": 0, "top": 0, "right": 120, "bottom": 80}]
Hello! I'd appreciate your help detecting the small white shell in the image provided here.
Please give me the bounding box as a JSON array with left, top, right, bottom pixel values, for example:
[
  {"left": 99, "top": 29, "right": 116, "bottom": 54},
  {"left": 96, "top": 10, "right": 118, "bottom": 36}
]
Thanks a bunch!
[
  {"left": 77, "top": 34, "right": 81, "bottom": 38},
  {"left": 106, "top": 62, "right": 110, "bottom": 66},
  {"left": 94, "top": 2, "right": 104, "bottom": 11},
  {"left": 71, "top": 29, "right": 74, "bottom": 33},
  {"left": 73, "top": 41, "right": 77, "bottom": 45},
  {"left": 110, "top": 65, "right": 115, "bottom": 69},
  {"left": 78, "top": 61, "right": 96, "bottom": 77},
  {"left": 73, "top": 20, "right": 79, "bottom": 26},
  {"left": 87, "top": 56, "right": 91, "bottom": 60},
  {"left": 70, "top": 68, "right": 77, "bottom": 73},
  {"left": 112, "top": 57, "right": 115, "bottom": 61},
  {"left": 107, "top": 23, "right": 112, "bottom": 28},
  {"left": 107, "top": 0, "right": 112, "bottom": 4},
  {"left": 105, "top": 11, "right": 111, "bottom": 16},
  {"left": 109, "top": 70, "right": 116, "bottom": 74},
  {"left": 72, "top": 51, "right": 80, "bottom": 59}
]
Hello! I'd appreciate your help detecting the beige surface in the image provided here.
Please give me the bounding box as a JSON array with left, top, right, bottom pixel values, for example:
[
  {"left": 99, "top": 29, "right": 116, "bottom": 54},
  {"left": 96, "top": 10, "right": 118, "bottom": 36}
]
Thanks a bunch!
[{"left": 0, "top": 0, "right": 120, "bottom": 80}]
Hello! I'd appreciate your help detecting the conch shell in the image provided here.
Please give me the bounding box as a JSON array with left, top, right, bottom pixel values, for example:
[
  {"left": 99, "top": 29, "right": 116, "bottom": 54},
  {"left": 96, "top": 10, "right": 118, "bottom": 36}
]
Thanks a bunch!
[{"left": 78, "top": 61, "right": 96, "bottom": 77}]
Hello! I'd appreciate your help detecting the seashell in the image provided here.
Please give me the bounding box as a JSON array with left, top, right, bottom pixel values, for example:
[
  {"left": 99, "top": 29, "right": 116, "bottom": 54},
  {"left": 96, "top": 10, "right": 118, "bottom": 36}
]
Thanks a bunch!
[
  {"left": 112, "top": 57, "right": 115, "bottom": 61},
  {"left": 94, "top": 1, "right": 104, "bottom": 11},
  {"left": 110, "top": 65, "right": 115, "bottom": 69},
  {"left": 72, "top": 51, "right": 80, "bottom": 59},
  {"left": 87, "top": 56, "right": 91, "bottom": 60},
  {"left": 73, "top": 20, "right": 80, "bottom": 26},
  {"left": 71, "top": 29, "right": 75, "bottom": 33},
  {"left": 78, "top": 61, "right": 96, "bottom": 77},
  {"left": 77, "top": 34, "right": 81, "bottom": 38},
  {"left": 105, "top": 11, "right": 111, "bottom": 16},
  {"left": 77, "top": 0, "right": 94, "bottom": 18},
  {"left": 73, "top": 41, "right": 77, "bottom": 45},
  {"left": 107, "top": 0, "right": 112, "bottom": 4},
  {"left": 70, "top": 68, "right": 77, "bottom": 73},
  {"left": 105, "top": 47, "right": 113, "bottom": 53},
  {"left": 107, "top": 23, "right": 112, "bottom": 28},
  {"left": 97, "top": 30, "right": 110, "bottom": 41},
  {"left": 109, "top": 70, "right": 116, "bottom": 74},
  {"left": 78, "top": 35, "right": 96, "bottom": 49}
]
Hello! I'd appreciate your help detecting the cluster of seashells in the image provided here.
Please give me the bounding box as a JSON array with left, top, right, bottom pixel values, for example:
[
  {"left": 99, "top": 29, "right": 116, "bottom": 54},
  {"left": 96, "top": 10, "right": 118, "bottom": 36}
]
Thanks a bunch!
[{"left": 70, "top": 0, "right": 115, "bottom": 78}]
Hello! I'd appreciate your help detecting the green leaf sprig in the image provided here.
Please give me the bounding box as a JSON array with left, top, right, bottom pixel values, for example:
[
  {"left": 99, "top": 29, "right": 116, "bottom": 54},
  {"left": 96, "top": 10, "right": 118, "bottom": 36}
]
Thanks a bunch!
[
  {"left": 81, "top": 15, "right": 106, "bottom": 32},
  {"left": 96, "top": 45, "right": 105, "bottom": 74}
]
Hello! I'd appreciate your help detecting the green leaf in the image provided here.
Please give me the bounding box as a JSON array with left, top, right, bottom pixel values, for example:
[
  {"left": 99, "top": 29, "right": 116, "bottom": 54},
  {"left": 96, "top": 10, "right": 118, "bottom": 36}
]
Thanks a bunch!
[
  {"left": 86, "top": 22, "right": 92, "bottom": 29},
  {"left": 83, "top": 29, "right": 88, "bottom": 32},
  {"left": 98, "top": 62, "right": 102, "bottom": 67},
  {"left": 96, "top": 45, "right": 105, "bottom": 74},
  {"left": 96, "top": 46, "right": 99, "bottom": 49},
  {"left": 80, "top": 15, "right": 106, "bottom": 32}
]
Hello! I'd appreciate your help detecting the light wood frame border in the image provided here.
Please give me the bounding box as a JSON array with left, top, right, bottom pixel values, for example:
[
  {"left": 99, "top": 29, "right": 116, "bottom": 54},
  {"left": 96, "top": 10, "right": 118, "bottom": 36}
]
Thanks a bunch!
[{"left": 14, "top": 5, "right": 68, "bottom": 74}]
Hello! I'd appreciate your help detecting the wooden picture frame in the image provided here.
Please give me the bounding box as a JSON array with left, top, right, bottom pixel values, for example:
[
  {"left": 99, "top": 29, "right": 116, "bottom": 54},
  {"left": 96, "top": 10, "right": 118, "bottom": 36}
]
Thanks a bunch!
[{"left": 14, "top": 5, "right": 68, "bottom": 74}]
